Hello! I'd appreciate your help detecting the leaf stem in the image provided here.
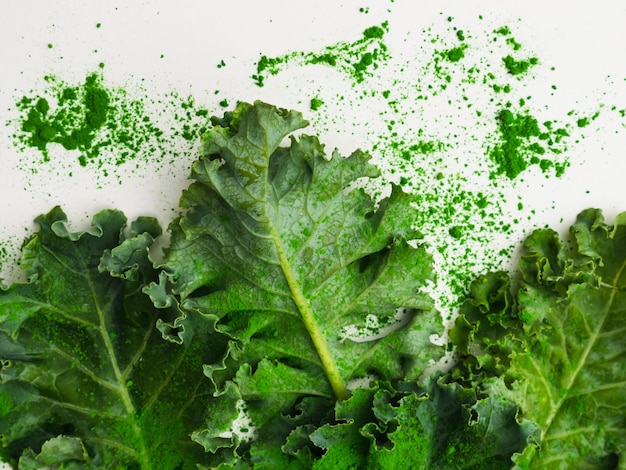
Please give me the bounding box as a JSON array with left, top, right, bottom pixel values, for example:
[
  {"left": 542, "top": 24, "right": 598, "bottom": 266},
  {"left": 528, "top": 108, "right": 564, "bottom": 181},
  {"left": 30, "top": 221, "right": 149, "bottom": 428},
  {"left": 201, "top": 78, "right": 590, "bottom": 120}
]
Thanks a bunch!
[{"left": 270, "top": 227, "right": 349, "bottom": 400}]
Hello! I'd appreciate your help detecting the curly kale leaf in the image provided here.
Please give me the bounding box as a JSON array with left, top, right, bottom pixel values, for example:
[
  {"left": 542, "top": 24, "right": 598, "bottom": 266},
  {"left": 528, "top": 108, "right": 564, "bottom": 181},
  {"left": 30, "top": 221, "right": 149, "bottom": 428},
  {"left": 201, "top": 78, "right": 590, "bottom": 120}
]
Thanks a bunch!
[
  {"left": 451, "top": 209, "right": 626, "bottom": 468},
  {"left": 0, "top": 208, "right": 216, "bottom": 469},
  {"left": 151, "top": 101, "right": 443, "bottom": 464},
  {"left": 308, "top": 375, "right": 535, "bottom": 469}
]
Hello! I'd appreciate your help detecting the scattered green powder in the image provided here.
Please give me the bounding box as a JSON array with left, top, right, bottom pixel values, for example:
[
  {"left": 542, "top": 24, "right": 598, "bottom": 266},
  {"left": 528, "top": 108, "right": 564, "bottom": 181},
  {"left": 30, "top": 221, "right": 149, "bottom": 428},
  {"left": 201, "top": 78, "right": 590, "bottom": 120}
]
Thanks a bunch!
[
  {"left": 11, "top": 72, "right": 214, "bottom": 184},
  {"left": 0, "top": 238, "right": 20, "bottom": 281},
  {"left": 493, "top": 26, "right": 539, "bottom": 75},
  {"left": 252, "top": 22, "right": 390, "bottom": 86},
  {"left": 10, "top": 13, "right": 608, "bottom": 319},
  {"left": 495, "top": 25, "right": 522, "bottom": 51},
  {"left": 271, "top": 15, "right": 600, "bottom": 310}
]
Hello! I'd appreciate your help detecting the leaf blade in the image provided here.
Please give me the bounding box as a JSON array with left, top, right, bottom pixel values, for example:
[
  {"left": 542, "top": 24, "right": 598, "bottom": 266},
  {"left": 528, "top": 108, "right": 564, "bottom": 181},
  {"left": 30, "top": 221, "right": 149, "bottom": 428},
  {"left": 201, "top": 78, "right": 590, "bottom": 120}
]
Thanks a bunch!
[{"left": 0, "top": 208, "right": 215, "bottom": 468}]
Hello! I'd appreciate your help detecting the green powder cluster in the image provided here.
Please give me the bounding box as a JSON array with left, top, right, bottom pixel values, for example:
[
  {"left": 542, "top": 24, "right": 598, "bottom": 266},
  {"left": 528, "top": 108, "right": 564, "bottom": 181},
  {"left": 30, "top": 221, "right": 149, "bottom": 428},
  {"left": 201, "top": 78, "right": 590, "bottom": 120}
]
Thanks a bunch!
[
  {"left": 252, "top": 22, "right": 390, "bottom": 87},
  {"left": 12, "top": 73, "right": 212, "bottom": 183},
  {"left": 495, "top": 26, "right": 539, "bottom": 76},
  {"left": 489, "top": 107, "right": 570, "bottom": 178}
]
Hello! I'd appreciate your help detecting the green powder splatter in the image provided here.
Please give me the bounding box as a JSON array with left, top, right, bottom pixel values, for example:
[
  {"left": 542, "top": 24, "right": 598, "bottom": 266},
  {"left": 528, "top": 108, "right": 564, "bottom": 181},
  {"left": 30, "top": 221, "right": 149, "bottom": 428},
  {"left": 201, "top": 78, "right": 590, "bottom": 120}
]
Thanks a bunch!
[
  {"left": 11, "top": 72, "right": 214, "bottom": 184},
  {"left": 577, "top": 117, "right": 590, "bottom": 127},
  {"left": 252, "top": 22, "right": 390, "bottom": 87},
  {"left": 265, "top": 15, "right": 600, "bottom": 313},
  {"left": 444, "top": 46, "right": 466, "bottom": 63},
  {"left": 16, "top": 74, "right": 111, "bottom": 164},
  {"left": 0, "top": 237, "right": 21, "bottom": 282},
  {"left": 494, "top": 26, "right": 539, "bottom": 76},
  {"left": 495, "top": 25, "right": 522, "bottom": 51}
]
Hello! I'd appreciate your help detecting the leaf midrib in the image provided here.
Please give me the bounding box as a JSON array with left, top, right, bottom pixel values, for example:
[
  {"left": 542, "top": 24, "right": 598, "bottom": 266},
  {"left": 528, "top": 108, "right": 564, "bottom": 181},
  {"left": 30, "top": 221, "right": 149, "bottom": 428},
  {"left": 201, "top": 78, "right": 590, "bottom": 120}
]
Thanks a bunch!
[
  {"left": 55, "top": 239, "right": 155, "bottom": 468},
  {"left": 262, "top": 144, "right": 349, "bottom": 401},
  {"left": 268, "top": 220, "right": 349, "bottom": 400}
]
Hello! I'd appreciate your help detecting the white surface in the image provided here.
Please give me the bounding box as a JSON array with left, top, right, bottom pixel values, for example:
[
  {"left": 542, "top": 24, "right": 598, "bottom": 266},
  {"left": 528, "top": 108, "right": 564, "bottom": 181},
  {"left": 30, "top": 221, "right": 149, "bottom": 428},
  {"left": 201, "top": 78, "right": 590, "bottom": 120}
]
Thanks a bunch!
[{"left": 0, "top": 1, "right": 625, "bottom": 466}]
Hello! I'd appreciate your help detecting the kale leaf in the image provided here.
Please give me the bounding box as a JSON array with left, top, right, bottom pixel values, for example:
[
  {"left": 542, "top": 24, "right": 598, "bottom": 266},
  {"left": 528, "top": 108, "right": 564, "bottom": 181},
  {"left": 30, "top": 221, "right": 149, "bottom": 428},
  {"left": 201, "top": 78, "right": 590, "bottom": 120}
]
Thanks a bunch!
[
  {"left": 0, "top": 208, "right": 215, "bottom": 468},
  {"left": 451, "top": 208, "right": 626, "bottom": 468},
  {"left": 149, "top": 101, "right": 444, "bottom": 465}
]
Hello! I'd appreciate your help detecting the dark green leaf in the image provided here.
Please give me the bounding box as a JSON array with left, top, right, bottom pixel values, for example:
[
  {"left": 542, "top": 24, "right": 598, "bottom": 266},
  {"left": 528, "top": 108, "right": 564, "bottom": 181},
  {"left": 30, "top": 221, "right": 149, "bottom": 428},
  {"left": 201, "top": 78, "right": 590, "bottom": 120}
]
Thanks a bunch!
[
  {"left": 451, "top": 209, "right": 626, "bottom": 468},
  {"left": 154, "top": 101, "right": 443, "bottom": 463},
  {"left": 0, "top": 208, "right": 216, "bottom": 469}
]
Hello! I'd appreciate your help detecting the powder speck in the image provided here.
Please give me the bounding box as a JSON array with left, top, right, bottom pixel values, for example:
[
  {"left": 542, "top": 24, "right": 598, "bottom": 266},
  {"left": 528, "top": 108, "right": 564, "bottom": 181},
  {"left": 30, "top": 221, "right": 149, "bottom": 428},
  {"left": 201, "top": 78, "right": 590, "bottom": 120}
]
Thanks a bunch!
[{"left": 310, "top": 97, "right": 324, "bottom": 111}]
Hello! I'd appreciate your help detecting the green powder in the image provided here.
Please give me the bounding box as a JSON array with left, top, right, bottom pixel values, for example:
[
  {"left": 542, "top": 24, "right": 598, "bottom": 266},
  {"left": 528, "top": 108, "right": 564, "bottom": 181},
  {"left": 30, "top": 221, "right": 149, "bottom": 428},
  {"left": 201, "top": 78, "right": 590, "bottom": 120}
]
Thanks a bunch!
[
  {"left": 0, "top": 237, "right": 20, "bottom": 282},
  {"left": 489, "top": 108, "right": 570, "bottom": 179},
  {"left": 11, "top": 72, "right": 214, "bottom": 183},
  {"left": 495, "top": 26, "right": 522, "bottom": 51},
  {"left": 444, "top": 46, "right": 466, "bottom": 63},
  {"left": 502, "top": 55, "right": 539, "bottom": 76},
  {"left": 577, "top": 117, "right": 590, "bottom": 127},
  {"left": 17, "top": 74, "right": 111, "bottom": 164},
  {"left": 494, "top": 26, "right": 539, "bottom": 76},
  {"left": 252, "top": 22, "right": 390, "bottom": 86},
  {"left": 310, "top": 97, "right": 324, "bottom": 111}
]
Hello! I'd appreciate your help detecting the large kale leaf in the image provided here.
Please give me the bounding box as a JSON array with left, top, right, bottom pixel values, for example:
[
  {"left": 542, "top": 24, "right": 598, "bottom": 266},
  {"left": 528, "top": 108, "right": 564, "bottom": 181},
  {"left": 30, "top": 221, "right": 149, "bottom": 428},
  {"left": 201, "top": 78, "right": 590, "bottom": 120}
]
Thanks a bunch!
[
  {"left": 451, "top": 208, "right": 626, "bottom": 468},
  {"left": 0, "top": 208, "right": 216, "bottom": 469},
  {"left": 152, "top": 101, "right": 444, "bottom": 464}
]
